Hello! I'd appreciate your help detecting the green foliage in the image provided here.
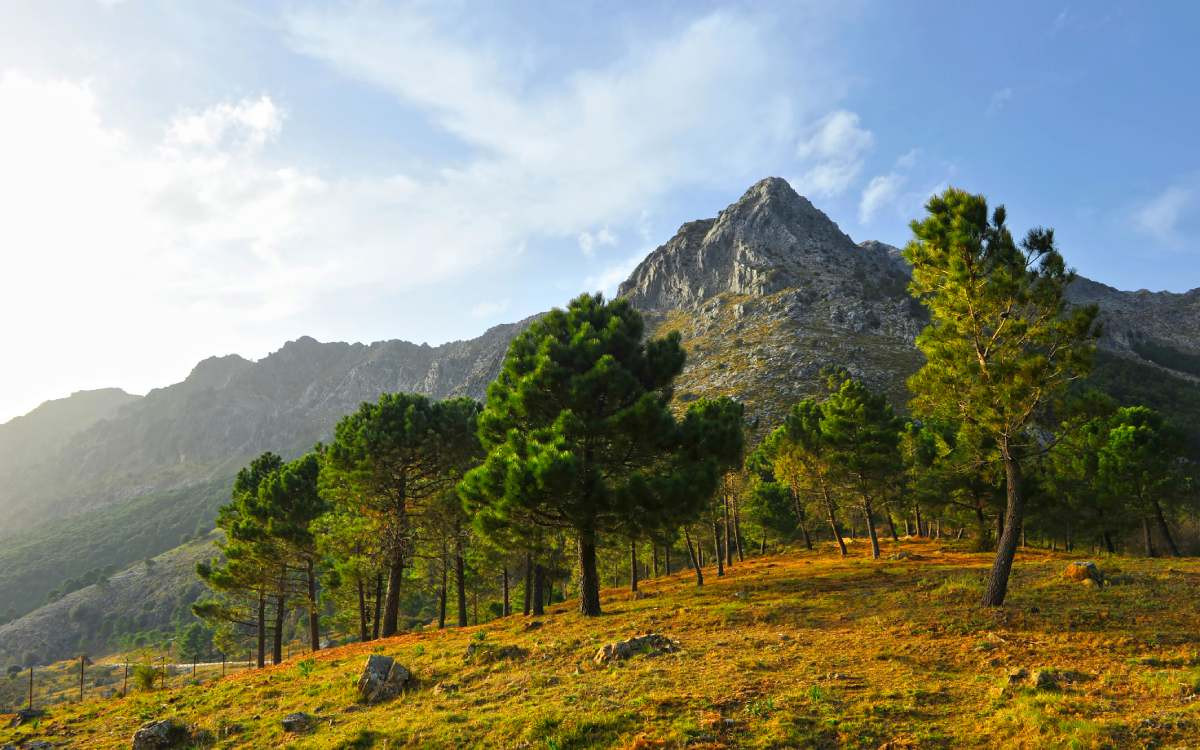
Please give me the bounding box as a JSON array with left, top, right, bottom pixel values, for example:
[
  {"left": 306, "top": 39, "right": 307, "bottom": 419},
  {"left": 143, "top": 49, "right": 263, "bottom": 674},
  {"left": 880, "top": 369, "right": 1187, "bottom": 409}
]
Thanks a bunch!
[
  {"left": 460, "top": 293, "right": 744, "bottom": 615},
  {"left": 131, "top": 664, "right": 160, "bottom": 691},
  {"left": 904, "top": 187, "right": 1098, "bottom": 605}
]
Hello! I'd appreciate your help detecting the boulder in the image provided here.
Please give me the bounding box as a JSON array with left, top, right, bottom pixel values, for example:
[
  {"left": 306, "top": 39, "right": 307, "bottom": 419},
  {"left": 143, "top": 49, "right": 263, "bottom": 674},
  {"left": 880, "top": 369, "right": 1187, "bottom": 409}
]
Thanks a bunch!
[
  {"left": 131, "top": 718, "right": 190, "bottom": 749},
  {"left": 9, "top": 708, "right": 44, "bottom": 728},
  {"left": 889, "top": 551, "right": 923, "bottom": 561},
  {"left": 594, "top": 634, "right": 680, "bottom": 664},
  {"left": 356, "top": 655, "right": 412, "bottom": 704},
  {"left": 281, "top": 712, "right": 315, "bottom": 733},
  {"left": 1063, "top": 561, "right": 1102, "bottom": 584},
  {"left": 1032, "top": 670, "right": 1059, "bottom": 691}
]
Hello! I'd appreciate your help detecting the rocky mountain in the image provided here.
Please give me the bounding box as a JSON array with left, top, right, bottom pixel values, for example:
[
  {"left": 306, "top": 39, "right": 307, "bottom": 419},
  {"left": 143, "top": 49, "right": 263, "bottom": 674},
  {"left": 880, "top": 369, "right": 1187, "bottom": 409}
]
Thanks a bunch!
[
  {"left": 0, "top": 388, "right": 140, "bottom": 482},
  {"left": 0, "top": 177, "right": 1196, "bottom": 661}
]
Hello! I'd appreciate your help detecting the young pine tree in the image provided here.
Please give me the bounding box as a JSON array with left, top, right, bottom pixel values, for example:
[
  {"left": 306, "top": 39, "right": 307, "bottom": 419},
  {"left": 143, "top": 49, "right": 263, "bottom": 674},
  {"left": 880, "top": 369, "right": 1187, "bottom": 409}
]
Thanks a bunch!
[{"left": 904, "top": 188, "right": 1098, "bottom": 606}]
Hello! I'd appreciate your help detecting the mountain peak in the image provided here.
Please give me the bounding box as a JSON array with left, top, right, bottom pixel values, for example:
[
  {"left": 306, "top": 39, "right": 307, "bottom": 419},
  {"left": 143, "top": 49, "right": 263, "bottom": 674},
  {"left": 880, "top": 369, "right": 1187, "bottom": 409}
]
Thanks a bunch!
[{"left": 618, "top": 177, "right": 863, "bottom": 310}]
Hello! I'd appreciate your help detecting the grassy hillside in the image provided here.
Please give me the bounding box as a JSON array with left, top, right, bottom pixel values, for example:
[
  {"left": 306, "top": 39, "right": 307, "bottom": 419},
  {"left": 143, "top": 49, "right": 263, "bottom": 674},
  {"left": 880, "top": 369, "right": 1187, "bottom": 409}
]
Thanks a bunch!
[
  {"left": 3, "top": 539, "right": 1199, "bottom": 749},
  {"left": 0, "top": 534, "right": 221, "bottom": 669},
  {"left": 0, "top": 479, "right": 229, "bottom": 625}
]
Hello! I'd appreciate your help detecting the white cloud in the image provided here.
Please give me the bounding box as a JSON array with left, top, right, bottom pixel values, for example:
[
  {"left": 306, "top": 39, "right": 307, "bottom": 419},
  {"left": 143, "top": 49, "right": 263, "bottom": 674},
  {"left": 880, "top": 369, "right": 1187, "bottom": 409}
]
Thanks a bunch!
[
  {"left": 987, "top": 87, "right": 1013, "bottom": 116},
  {"left": 577, "top": 227, "right": 616, "bottom": 257},
  {"left": 0, "top": 4, "right": 857, "bottom": 420},
  {"left": 858, "top": 173, "right": 906, "bottom": 223},
  {"left": 1134, "top": 185, "right": 1196, "bottom": 245},
  {"left": 583, "top": 253, "right": 645, "bottom": 297},
  {"left": 894, "top": 148, "right": 919, "bottom": 170},
  {"left": 166, "top": 96, "right": 283, "bottom": 150},
  {"left": 793, "top": 110, "right": 873, "bottom": 197}
]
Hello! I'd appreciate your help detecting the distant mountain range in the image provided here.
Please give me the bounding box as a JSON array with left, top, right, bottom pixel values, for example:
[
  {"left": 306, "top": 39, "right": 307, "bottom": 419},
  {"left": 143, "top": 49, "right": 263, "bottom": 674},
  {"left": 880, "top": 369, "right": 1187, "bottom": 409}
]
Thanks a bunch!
[{"left": 1, "top": 177, "right": 1196, "bottom": 665}]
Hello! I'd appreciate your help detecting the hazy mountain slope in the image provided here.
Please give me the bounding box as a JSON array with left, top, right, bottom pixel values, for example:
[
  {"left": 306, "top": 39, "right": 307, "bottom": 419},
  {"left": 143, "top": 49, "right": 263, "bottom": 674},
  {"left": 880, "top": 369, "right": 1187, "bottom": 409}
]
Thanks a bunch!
[
  {"left": 0, "top": 177, "right": 1195, "bottom": 656},
  {"left": 0, "top": 534, "right": 219, "bottom": 669},
  {"left": 0, "top": 322, "right": 529, "bottom": 538},
  {"left": 0, "top": 388, "right": 140, "bottom": 480}
]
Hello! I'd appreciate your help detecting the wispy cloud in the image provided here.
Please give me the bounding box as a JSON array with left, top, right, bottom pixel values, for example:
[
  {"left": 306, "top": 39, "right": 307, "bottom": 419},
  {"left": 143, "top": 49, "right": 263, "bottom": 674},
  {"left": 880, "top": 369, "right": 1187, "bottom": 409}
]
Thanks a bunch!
[
  {"left": 986, "top": 87, "right": 1013, "bottom": 117},
  {"left": 859, "top": 173, "right": 906, "bottom": 223},
  {"left": 1134, "top": 184, "right": 1196, "bottom": 246},
  {"left": 793, "top": 110, "right": 874, "bottom": 197},
  {"left": 577, "top": 228, "right": 616, "bottom": 257}
]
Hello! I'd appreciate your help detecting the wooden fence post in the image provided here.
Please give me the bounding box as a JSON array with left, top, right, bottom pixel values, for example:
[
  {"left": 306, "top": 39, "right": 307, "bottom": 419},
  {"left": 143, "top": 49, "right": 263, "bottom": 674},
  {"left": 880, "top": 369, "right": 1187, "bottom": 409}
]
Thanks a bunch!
[
  {"left": 27, "top": 667, "right": 33, "bottom": 712},
  {"left": 79, "top": 655, "right": 85, "bottom": 702},
  {"left": 123, "top": 661, "right": 129, "bottom": 697}
]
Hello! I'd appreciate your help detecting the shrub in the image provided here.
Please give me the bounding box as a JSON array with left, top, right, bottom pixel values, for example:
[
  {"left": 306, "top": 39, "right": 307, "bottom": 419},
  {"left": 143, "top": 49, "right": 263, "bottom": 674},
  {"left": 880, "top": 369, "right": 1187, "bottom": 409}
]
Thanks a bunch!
[{"left": 132, "top": 664, "right": 161, "bottom": 691}]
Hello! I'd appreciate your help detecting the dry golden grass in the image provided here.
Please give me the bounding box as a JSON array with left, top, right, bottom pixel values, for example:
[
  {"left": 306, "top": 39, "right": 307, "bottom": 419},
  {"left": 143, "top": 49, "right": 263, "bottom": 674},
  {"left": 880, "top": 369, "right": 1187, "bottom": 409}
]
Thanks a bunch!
[{"left": 3, "top": 538, "right": 1199, "bottom": 749}]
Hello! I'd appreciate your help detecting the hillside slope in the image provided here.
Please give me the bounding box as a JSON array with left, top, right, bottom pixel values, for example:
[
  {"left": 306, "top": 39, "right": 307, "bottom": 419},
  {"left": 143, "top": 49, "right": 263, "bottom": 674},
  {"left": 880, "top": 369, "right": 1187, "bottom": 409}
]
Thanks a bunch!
[{"left": 2, "top": 540, "right": 1198, "bottom": 749}]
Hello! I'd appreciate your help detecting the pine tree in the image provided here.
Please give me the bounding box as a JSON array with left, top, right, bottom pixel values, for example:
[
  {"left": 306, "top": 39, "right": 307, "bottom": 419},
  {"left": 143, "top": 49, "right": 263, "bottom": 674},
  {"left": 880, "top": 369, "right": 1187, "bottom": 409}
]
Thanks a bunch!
[
  {"left": 904, "top": 188, "right": 1098, "bottom": 606},
  {"left": 459, "top": 293, "right": 743, "bottom": 616}
]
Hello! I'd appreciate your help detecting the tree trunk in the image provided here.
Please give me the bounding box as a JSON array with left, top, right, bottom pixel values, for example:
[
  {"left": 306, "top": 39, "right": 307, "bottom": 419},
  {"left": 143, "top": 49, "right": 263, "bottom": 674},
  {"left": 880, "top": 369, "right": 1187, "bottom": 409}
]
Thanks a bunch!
[
  {"left": 1152, "top": 499, "right": 1181, "bottom": 557},
  {"left": 381, "top": 553, "right": 404, "bottom": 638},
  {"left": 455, "top": 538, "right": 468, "bottom": 627},
  {"left": 372, "top": 575, "right": 383, "bottom": 640},
  {"left": 760, "top": 535, "right": 767, "bottom": 555},
  {"left": 823, "top": 487, "right": 848, "bottom": 557},
  {"left": 306, "top": 558, "right": 321, "bottom": 652},
  {"left": 652, "top": 545, "right": 660, "bottom": 578},
  {"left": 904, "top": 517, "right": 911, "bottom": 536},
  {"left": 1103, "top": 530, "right": 1116, "bottom": 554},
  {"left": 523, "top": 553, "right": 533, "bottom": 616},
  {"left": 502, "top": 566, "right": 511, "bottom": 616},
  {"left": 532, "top": 564, "right": 546, "bottom": 616},
  {"left": 884, "top": 506, "right": 899, "bottom": 543},
  {"left": 356, "top": 576, "right": 368, "bottom": 642},
  {"left": 684, "top": 529, "right": 703, "bottom": 587},
  {"left": 664, "top": 545, "right": 671, "bottom": 576},
  {"left": 981, "top": 449, "right": 1024, "bottom": 607},
  {"left": 863, "top": 498, "right": 881, "bottom": 559},
  {"left": 712, "top": 521, "right": 725, "bottom": 577},
  {"left": 256, "top": 592, "right": 266, "bottom": 668},
  {"left": 630, "top": 539, "right": 639, "bottom": 592},
  {"left": 723, "top": 491, "right": 734, "bottom": 567},
  {"left": 272, "top": 593, "right": 285, "bottom": 664},
  {"left": 578, "top": 531, "right": 602, "bottom": 616},
  {"left": 438, "top": 545, "right": 448, "bottom": 629},
  {"left": 914, "top": 503, "right": 924, "bottom": 538},
  {"left": 1142, "top": 516, "right": 1157, "bottom": 557},
  {"left": 799, "top": 517, "right": 813, "bottom": 550},
  {"left": 973, "top": 502, "right": 989, "bottom": 552}
]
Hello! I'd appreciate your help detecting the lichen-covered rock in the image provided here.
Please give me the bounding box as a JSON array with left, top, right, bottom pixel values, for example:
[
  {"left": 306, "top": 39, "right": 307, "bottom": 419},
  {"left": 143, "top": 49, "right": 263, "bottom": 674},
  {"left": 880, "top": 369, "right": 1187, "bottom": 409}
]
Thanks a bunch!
[
  {"left": 594, "top": 634, "right": 680, "bottom": 664},
  {"left": 1064, "top": 561, "right": 1102, "bottom": 584},
  {"left": 463, "top": 642, "right": 527, "bottom": 664},
  {"left": 131, "top": 718, "right": 190, "bottom": 749},
  {"left": 356, "top": 654, "right": 412, "bottom": 704},
  {"left": 281, "top": 712, "right": 315, "bottom": 733}
]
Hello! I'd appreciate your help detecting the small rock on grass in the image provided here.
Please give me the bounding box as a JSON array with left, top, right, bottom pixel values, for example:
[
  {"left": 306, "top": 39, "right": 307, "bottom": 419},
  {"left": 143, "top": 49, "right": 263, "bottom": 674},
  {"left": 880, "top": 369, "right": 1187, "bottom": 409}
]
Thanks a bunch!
[
  {"left": 594, "top": 633, "right": 680, "bottom": 664},
  {"left": 281, "top": 712, "right": 316, "bottom": 733},
  {"left": 131, "top": 718, "right": 190, "bottom": 749}
]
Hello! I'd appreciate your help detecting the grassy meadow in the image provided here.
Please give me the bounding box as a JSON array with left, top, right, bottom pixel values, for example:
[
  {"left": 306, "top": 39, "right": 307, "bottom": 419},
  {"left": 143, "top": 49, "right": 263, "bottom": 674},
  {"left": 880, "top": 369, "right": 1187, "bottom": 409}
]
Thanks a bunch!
[{"left": 2, "top": 538, "right": 1198, "bottom": 749}]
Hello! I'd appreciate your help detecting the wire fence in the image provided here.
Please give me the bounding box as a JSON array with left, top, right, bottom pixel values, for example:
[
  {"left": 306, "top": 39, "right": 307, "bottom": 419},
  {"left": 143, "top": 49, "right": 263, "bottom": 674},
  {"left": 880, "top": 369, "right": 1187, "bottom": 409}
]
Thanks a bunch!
[{"left": 3, "top": 644, "right": 317, "bottom": 714}]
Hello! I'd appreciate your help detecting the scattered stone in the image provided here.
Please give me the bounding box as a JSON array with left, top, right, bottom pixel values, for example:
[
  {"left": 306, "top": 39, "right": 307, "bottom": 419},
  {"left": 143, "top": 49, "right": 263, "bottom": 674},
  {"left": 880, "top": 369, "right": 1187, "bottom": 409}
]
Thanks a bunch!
[
  {"left": 281, "top": 713, "right": 315, "bottom": 733},
  {"left": 463, "top": 642, "right": 527, "bottom": 664},
  {"left": 1032, "top": 669, "right": 1059, "bottom": 690},
  {"left": 1007, "top": 668, "right": 1029, "bottom": 686},
  {"left": 1064, "top": 561, "right": 1102, "bottom": 585},
  {"left": 24, "top": 743, "right": 53, "bottom": 750},
  {"left": 594, "top": 633, "right": 680, "bottom": 664},
  {"left": 889, "top": 551, "right": 923, "bottom": 561},
  {"left": 523, "top": 620, "right": 543, "bottom": 632},
  {"left": 432, "top": 681, "right": 459, "bottom": 696},
  {"left": 9, "top": 708, "right": 44, "bottom": 728},
  {"left": 131, "top": 718, "right": 190, "bottom": 749},
  {"left": 356, "top": 654, "right": 413, "bottom": 704}
]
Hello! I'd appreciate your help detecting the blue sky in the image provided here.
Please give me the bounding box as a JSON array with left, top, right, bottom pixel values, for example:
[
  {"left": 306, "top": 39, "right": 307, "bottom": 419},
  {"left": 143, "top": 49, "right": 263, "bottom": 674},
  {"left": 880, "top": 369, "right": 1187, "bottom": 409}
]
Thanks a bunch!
[{"left": 0, "top": 1, "right": 1197, "bottom": 422}]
